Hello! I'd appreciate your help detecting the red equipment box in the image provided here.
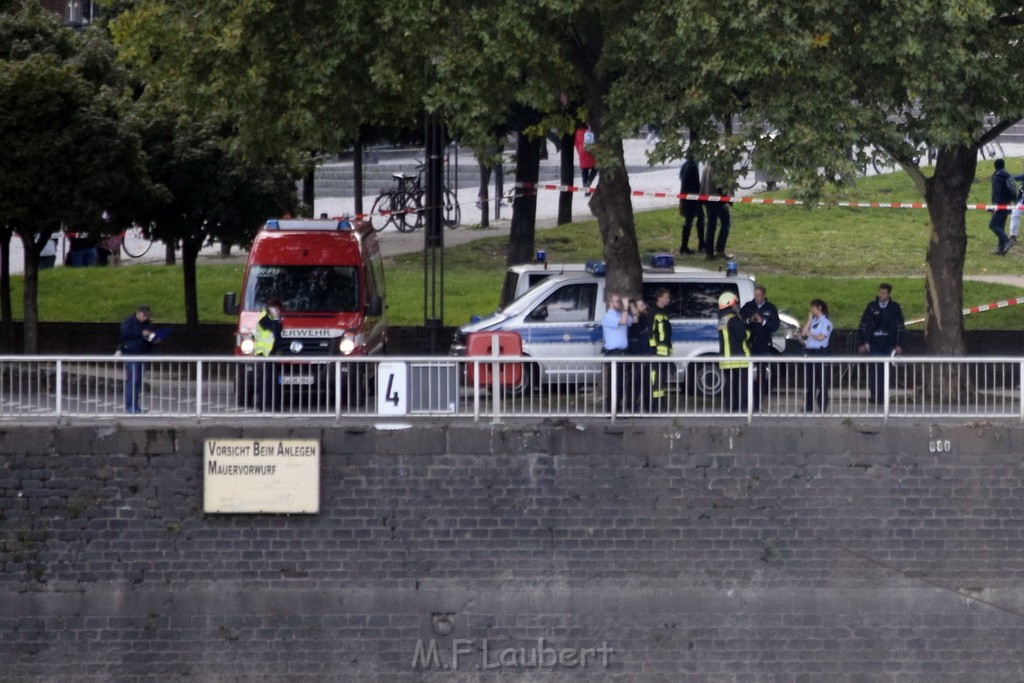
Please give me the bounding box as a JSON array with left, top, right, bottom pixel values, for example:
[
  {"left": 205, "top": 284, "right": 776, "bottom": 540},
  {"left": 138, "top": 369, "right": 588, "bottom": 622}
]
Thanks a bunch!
[{"left": 465, "top": 331, "right": 523, "bottom": 386}]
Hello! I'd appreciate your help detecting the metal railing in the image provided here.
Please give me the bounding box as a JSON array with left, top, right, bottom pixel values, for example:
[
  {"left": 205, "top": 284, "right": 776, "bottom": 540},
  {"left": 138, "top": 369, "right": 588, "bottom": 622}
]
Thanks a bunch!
[{"left": 0, "top": 355, "right": 1021, "bottom": 422}]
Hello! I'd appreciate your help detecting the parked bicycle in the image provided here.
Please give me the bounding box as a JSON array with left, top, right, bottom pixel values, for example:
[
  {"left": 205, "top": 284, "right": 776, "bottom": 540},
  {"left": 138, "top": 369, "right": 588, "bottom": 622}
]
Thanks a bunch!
[
  {"left": 120, "top": 224, "right": 154, "bottom": 258},
  {"left": 369, "top": 174, "right": 421, "bottom": 233},
  {"left": 62, "top": 226, "right": 153, "bottom": 260},
  {"left": 370, "top": 164, "right": 461, "bottom": 233},
  {"left": 868, "top": 138, "right": 1004, "bottom": 176}
]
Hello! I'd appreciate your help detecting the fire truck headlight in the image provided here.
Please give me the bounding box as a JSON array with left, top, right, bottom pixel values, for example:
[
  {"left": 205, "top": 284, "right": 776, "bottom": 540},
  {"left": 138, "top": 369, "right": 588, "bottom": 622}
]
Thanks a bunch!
[
  {"left": 240, "top": 338, "right": 255, "bottom": 355},
  {"left": 339, "top": 335, "right": 357, "bottom": 355}
]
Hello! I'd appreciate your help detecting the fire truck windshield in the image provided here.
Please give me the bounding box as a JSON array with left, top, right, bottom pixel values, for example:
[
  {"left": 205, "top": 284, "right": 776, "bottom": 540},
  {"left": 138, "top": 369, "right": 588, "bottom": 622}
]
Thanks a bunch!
[{"left": 244, "top": 265, "right": 359, "bottom": 313}]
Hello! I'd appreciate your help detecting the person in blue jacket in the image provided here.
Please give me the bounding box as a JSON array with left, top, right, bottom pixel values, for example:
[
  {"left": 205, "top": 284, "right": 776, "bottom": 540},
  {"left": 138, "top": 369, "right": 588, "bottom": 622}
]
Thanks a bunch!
[
  {"left": 989, "top": 158, "right": 1017, "bottom": 255},
  {"left": 118, "top": 305, "right": 157, "bottom": 413},
  {"left": 857, "top": 284, "right": 905, "bottom": 405}
]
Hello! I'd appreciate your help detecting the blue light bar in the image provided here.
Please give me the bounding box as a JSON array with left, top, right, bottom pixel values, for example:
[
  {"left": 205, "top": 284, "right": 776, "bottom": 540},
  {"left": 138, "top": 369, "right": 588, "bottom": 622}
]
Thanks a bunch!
[{"left": 263, "top": 219, "right": 351, "bottom": 231}]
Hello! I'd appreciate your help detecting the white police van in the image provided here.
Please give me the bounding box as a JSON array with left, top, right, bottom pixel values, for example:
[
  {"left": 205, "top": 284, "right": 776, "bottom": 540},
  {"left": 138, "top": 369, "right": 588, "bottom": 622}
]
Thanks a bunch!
[
  {"left": 497, "top": 260, "right": 713, "bottom": 309},
  {"left": 453, "top": 259, "right": 801, "bottom": 394}
]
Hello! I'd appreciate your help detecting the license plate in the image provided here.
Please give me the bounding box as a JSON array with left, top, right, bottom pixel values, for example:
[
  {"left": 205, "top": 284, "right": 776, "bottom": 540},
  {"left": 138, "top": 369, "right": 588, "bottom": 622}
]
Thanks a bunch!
[{"left": 279, "top": 375, "right": 315, "bottom": 386}]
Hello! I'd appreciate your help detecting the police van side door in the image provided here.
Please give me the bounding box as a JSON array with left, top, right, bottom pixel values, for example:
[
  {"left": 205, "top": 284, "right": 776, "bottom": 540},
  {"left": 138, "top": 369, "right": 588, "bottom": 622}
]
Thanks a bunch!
[
  {"left": 640, "top": 280, "right": 741, "bottom": 355},
  {"left": 520, "top": 282, "right": 602, "bottom": 360}
]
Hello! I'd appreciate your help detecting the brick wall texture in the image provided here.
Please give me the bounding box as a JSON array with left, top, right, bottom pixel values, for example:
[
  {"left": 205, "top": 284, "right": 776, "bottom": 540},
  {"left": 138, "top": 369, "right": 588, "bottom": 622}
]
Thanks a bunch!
[{"left": 3, "top": 421, "right": 1024, "bottom": 681}]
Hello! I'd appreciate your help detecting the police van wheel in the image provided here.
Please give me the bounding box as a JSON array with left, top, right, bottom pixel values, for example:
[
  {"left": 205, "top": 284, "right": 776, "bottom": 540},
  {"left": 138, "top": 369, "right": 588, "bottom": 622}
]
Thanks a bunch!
[
  {"left": 691, "top": 360, "right": 724, "bottom": 397},
  {"left": 502, "top": 362, "right": 538, "bottom": 397}
]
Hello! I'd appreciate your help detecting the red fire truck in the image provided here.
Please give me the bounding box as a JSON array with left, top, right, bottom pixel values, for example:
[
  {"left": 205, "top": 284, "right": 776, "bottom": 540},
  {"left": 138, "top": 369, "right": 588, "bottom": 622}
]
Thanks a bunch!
[{"left": 224, "top": 218, "right": 387, "bottom": 408}]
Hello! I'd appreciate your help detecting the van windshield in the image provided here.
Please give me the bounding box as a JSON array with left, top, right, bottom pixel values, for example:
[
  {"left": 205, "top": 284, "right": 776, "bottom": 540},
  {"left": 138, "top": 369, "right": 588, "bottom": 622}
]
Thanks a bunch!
[{"left": 244, "top": 265, "right": 359, "bottom": 313}]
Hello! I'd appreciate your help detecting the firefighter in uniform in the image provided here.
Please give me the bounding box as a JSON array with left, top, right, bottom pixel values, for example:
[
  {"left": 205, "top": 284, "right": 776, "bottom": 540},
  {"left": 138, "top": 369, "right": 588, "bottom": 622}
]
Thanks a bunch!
[
  {"left": 649, "top": 288, "right": 673, "bottom": 412},
  {"left": 717, "top": 291, "right": 751, "bottom": 412},
  {"left": 254, "top": 298, "right": 284, "bottom": 410}
]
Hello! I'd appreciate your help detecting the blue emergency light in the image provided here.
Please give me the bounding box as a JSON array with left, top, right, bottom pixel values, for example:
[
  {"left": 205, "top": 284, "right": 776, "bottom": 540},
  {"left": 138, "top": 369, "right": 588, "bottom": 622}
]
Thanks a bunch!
[
  {"left": 585, "top": 260, "right": 606, "bottom": 276},
  {"left": 263, "top": 219, "right": 352, "bottom": 231},
  {"left": 650, "top": 253, "right": 675, "bottom": 269}
]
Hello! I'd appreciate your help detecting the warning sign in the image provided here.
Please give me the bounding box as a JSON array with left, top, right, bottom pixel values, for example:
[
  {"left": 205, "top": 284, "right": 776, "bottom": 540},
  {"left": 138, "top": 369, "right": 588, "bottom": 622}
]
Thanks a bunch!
[{"left": 203, "top": 439, "right": 320, "bottom": 514}]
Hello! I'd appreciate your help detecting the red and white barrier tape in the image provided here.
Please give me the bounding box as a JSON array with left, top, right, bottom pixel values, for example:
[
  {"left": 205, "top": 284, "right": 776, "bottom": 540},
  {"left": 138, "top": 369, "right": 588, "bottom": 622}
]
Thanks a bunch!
[
  {"left": 344, "top": 184, "right": 1024, "bottom": 222},
  {"left": 905, "top": 296, "right": 1024, "bottom": 326},
  {"left": 516, "top": 182, "right": 1024, "bottom": 212}
]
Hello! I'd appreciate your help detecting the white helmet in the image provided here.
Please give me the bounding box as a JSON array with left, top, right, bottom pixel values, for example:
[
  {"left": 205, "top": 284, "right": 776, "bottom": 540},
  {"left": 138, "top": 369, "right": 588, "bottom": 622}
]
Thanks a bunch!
[{"left": 718, "top": 292, "right": 738, "bottom": 310}]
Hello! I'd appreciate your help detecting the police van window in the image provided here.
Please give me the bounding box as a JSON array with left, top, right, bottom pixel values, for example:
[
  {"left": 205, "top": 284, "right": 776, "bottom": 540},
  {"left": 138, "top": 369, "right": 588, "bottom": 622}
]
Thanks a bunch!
[
  {"left": 641, "top": 282, "right": 740, "bottom": 319},
  {"left": 499, "top": 272, "right": 519, "bottom": 309},
  {"left": 526, "top": 283, "right": 597, "bottom": 322},
  {"left": 528, "top": 273, "right": 555, "bottom": 288}
]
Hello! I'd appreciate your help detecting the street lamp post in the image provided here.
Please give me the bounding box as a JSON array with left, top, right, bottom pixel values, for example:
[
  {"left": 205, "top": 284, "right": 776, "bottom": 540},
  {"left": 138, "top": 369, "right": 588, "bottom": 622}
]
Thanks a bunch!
[{"left": 423, "top": 110, "right": 445, "bottom": 352}]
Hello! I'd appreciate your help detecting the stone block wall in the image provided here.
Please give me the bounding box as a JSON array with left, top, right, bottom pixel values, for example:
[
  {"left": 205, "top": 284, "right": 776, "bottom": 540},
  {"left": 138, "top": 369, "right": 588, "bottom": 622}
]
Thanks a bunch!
[{"left": 2, "top": 421, "right": 1024, "bottom": 680}]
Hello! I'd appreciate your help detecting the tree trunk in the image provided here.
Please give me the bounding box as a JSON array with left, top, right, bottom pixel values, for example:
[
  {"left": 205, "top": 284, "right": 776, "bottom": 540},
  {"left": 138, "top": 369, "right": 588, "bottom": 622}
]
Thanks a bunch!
[
  {"left": 558, "top": 133, "right": 574, "bottom": 225},
  {"left": 477, "top": 160, "right": 491, "bottom": 228},
  {"left": 302, "top": 166, "right": 315, "bottom": 217},
  {"left": 18, "top": 231, "right": 44, "bottom": 354},
  {"left": 182, "top": 237, "right": 202, "bottom": 329},
  {"left": 923, "top": 146, "right": 975, "bottom": 356},
  {"left": 353, "top": 139, "right": 364, "bottom": 218},
  {"left": 590, "top": 137, "right": 642, "bottom": 299},
  {"left": 506, "top": 131, "right": 543, "bottom": 266},
  {"left": 164, "top": 239, "right": 176, "bottom": 265},
  {"left": 0, "top": 227, "right": 12, "bottom": 324}
]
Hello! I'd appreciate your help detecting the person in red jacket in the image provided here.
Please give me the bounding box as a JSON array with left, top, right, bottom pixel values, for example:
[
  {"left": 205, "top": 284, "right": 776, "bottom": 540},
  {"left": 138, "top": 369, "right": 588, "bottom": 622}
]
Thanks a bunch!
[{"left": 574, "top": 125, "right": 597, "bottom": 188}]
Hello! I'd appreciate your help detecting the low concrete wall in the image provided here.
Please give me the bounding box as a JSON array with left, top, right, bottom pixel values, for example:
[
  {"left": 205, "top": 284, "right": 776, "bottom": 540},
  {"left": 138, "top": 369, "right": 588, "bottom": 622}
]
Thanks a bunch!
[{"left": 3, "top": 421, "right": 1024, "bottom": 679}]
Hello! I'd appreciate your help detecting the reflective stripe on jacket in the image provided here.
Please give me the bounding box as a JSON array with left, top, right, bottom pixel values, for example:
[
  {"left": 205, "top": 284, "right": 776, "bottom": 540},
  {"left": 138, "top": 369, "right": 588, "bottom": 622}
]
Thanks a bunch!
[
  {"left": 650, "top": 310, "right": 672, "bottom": 357},
  {"left": 253, "top": 310, "right": 276, "bottom": 356},
  {"left": 718, "top": 312, "right": 750, "bottom": 369}
]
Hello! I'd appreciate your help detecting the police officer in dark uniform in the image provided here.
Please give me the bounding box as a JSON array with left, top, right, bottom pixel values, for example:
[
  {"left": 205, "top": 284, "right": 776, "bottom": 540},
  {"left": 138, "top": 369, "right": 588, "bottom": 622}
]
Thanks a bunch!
[
  {"left": 857, "top": 283, "right": 905, "bottom": 404},
  {"left": 678, "top": 157, "right": 705, "bottom": 254},
  {"left": 739, "top": 285, "right": 780, "bottom": 411},
  {"left": 626, "top": 299, "right": 654, "bottom": 411}
]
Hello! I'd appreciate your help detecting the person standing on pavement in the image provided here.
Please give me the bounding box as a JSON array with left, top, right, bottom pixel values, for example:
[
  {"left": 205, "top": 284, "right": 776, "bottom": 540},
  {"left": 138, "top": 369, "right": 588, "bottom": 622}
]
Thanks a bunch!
[
  {"left": 717, "top": 292, "right": 751, "bottom": 412},
  {"left": 574, "top": 124, "right": 597, "bottom": 188},
  {"left": 649, "top": 288, "right": 674, "bottom": 412},
  {"left": 602, "top": 293, "right": 631, "bottom": 410},
  {"left": 1007, "top": 160, "right": 1024, "bottom": 253},
  {"left": 253, "top": 298, "right": 284, "bottom": 411},
  {"left": 118, "top": 304, "right": 158, "bottom": 413},
  {"left": 989, "top": 158, "right": 1017, "bottom": 255},
  {"left": 857, "top": 283, "right": 905, "bottom": 405},
  {"left": 39, "top": 235, "right": 58, "bottom": 270},
  {"left": 678, "top": 157, "right": 705, "bottom": 255},
  {"left": 739, "top": 285, "right": 780, "bottom": 411},
  {"left": 801, "top": 299, "right": 833, "bottom": 413},
  {"left": 700, "top": 163, "right": 732, "bottom": 260}
]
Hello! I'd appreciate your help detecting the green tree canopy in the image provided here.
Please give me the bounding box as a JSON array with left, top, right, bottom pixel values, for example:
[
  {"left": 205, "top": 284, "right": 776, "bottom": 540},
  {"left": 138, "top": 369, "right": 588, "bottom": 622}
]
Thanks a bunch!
[
  {"left": 134, "top": 101, "right": 297, "bottom": 327},
  {"left": 0, "top": 2, "right": 147, "bottom": 351},
  {"left": 625, "top": 0, "right": 1024, "bottom": 353}
]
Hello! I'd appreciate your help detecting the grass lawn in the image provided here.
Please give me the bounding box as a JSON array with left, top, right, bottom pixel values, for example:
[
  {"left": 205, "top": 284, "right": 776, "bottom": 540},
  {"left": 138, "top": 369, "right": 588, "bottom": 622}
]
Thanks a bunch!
[{"left": 13, "top": 158, "right": 1024, "bottom": 330}]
